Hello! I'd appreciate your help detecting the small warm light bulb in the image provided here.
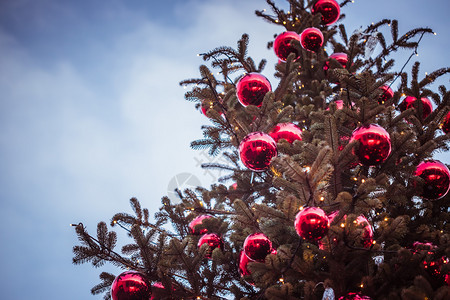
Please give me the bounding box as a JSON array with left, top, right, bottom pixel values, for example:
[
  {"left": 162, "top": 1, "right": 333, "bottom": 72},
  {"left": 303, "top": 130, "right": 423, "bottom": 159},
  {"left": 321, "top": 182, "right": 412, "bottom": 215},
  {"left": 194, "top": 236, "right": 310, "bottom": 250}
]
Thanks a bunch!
[
  {"left": 340, "top": 223, "right": 345, "bottom": 228},
  {"left": 320, "top": 197, "right": 324, "bottom": 201},
  {"left": 433, "top": 32, "right": 437, "bottom": 35},
  {"left": 299, "top": 206, "right": 304, "bottom": 211},
  {"left": 279, "top": 278, "right": 284, "bottom": 283},
  {"left": 384, "top": 217, "right": 388, "bottom": 221},
  {"left": 361, "top": 179, "right": 365, "bottom": 183},
  {"left": 305, "top": 166, "right": 311, "bottom": 172}
]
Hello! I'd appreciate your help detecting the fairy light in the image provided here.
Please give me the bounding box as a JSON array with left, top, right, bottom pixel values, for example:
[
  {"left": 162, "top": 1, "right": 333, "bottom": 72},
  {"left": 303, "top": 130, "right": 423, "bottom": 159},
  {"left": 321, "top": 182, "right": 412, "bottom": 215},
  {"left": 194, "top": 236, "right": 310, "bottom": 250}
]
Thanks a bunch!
[
  {"left": 361, "top": 179, "right": 365, "bottom": 183},
  {"left": 234, "top": 126, "right": 239, "bottom": 131},
  {"left": 433, "top": 32, "right": 437, "bottom": 35},
  {"left": 299, "top": 206, "right": 304, "bottom": 211},
  {"left": 305, "top": 166, "right": 311, "bottom": 172},
  {"left": 384, "top": 217, "right": 389, "bottom": 221},
  {"left": 353, "top": 177, "right": 358, "bottom": 181},
  {"left": 340, "top": 223, "right": 345, "bottom": 228},
  {"left": 320, "top": 196, "right": 325, "bottom": 201},
  {"left": 360, "top": 283, "right": 364, "bottom": 288},
  {"left": 283, "top": 21, "right": 287, "bottom": 25},
  {"left": 279, "top": 278, "right": 284, "bottom": 283}
]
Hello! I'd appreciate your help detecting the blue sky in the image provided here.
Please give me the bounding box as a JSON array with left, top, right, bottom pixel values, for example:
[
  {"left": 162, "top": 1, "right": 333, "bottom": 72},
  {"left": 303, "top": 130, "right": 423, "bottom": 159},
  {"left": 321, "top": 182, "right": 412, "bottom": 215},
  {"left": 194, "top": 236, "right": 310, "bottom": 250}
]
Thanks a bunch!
[{"left": 0, "top": 0, "right": 448, "bottom": 299}]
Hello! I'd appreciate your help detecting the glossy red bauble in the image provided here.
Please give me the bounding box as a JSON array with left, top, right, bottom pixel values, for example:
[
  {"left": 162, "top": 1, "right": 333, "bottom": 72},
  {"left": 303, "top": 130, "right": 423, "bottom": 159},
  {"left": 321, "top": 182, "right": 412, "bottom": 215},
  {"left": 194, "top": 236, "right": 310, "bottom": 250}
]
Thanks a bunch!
[
  {"left": 350, "top": 124, "right": 391, "bottom": 166},
  {"left": 273, "top": 31, "right": 301, "bottom": 62},
  {"left": 189, "top": 215, "right": 212, "bottom": 235},
  {"left": 236, "top": 73, "right": 272, "bottom": 107},
  {"left": 415, "top": 160, "right": 450, "bottom": 200},
  {"left": 111, "top": 271, "right": 151, "bottom": 300},
  {"left": 327, "top": 211, "right": 374, "bottom": 248},
  {"left": 201, "top": 102, "right": 223, "bottom": 118},
  {"left": 323, "top": 52, "right": 347, "bottom": 75},
  {"left": 295, "top": 207, "right": 330, "bottom": 241},
  {"left": 243, "top": 233, "right": 273, "bottom": 262},
  {"left": 239, "top": 132, "right": 277, "bottom": 171},
  {"left": 312, "top": 0, "right": 341, "bottom": 25},
  {"left": 239, "top": 250, "right": 252, "bottom": 276},
  {"left": 441, "top": 111, "right": 450, "bottom": 134},
  {"left": 338, "top": 293, "right": 372, "bottom": 300},
  {"left": 198, "top": 233, "right": 223, "bottom": 259},
  {"left": 398, "top": 96, "right": 433, "bottom": 120},
  {"left": 300, "top": 27, "right": 324, "bottom": 52},
  {"left": 269, "top": 123, "right": 303, "bottom": 144},
  {"left": 378, "top": 85, "right": 394, "bottom": 104}
]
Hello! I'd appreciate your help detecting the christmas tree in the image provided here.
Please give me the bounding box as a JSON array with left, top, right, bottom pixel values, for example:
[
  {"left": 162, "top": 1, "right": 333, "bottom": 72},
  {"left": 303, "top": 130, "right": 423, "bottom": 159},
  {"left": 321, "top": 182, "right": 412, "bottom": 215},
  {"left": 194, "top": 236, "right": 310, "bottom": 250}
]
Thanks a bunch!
[{"left": 72, "top": 0, "right": 450, "bottom": 299}]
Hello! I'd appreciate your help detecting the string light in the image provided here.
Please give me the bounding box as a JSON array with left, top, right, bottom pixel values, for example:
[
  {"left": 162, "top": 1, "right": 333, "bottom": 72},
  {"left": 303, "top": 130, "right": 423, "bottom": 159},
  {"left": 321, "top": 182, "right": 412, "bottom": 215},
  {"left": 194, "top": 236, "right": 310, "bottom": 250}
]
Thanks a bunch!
[
  {"left": 305, "top": 166, "right": 311, "bottom": 172},
  {"left": 433, "top": 32, "right": 437, "bottom": 35},
  {"left": 340, "top": 223, "right": 345, "bottom": 228},
  {"left": 299, "top": 206, "right": 304, "bottom": 211},
  {"left": 320, "top": 196, "right": 325, "bottom": 201}
]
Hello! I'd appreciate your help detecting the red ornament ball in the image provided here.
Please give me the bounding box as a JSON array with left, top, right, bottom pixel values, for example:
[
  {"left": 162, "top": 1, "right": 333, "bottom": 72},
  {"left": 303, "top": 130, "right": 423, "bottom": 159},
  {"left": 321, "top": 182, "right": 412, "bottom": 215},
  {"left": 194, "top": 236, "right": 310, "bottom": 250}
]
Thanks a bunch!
[
  {"left": 312, "top": 0, "right": 341, "bottom": 25},
  {"left": 239, "top": 132, "right": 277, "bottom": 171},
  {"left": 398, "top": 96, "right": 433, "bottom": 120},
  {"left": 295, "top": 207, "right": 330, "bottom": 241},
  {"left": 441, "top": 111, "right": 450, "bottom": 134},
  {"left": 300, "top": 27, "right": 324, "bottom": 52},
  {"left": 243, "top": 233, "right": 273, "bottom": 262},
  {"left": 198, "top": 233, "right": 223, "bottom": 259},
  {"left": 378, "top": 85, "right": 394, "bottom": 104},
  {"left": 111, "top": 271, "right": 151, "bottom": 300},
  {"left": 326, "top": 211, "right": 374, "bottom": 248},
  {"left": 239, "top": 250, "right": 252, "bottom": 277},
  {"left": 415, "top": 160, "right": 450, "bottom": 200},
  {"left": 323, "top": 52, "right": 347, "bottom": 76},
  {"left": 338, "top": 293, "right": 372, "bottom": 300},
  {"left": 189, "top": 215, "right": 212, "bottom": 235},
  {"left": 269, "top": 123, "right": 303, "bottom": 144},
  {"left": 236, "top": 73, "right": 272, "bottom": 107},
  {"left": 350, "top": 124, "right": 391, "bottom": 166},
  {"left": 274, "top": 31, "right": 301, "bottom": 62},
  {"left": 201, "top": 101, "right": 223, "bottom": 118}
]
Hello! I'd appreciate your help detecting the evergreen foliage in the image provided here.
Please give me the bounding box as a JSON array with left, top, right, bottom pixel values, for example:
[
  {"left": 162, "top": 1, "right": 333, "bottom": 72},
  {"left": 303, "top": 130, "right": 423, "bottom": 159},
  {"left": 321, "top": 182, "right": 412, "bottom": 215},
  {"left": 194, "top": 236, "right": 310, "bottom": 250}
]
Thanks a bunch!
[{"left": 73, "top": 0, "right": 450, "bottom": 299}]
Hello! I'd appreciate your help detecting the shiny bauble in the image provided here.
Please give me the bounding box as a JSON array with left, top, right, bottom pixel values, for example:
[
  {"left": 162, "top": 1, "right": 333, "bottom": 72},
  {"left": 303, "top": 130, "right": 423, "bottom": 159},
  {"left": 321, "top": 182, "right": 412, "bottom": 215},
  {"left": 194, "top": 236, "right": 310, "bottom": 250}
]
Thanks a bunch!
[
  {"left": 201, "top": 101, "right": 223, "bottom": 118},
  {"left": 239, "top": 132, "right": 277, "bottom": 171},
  {"left": 312, "top": 0, "right": 341, "bottom": 25},
  {"left": 323, "top": 52, "right": 347, "bottom": 77},
  {"left": 236, "top": 73, "right": 272, "bottom": 107},
  {"left": 415, "top": 160, "right": 450, "bottom": 200},
  {"left": 338, "top": 293, "right": 372, "bottom": 300},
  {"left": 189, "top": 215, "right": 212, "bottom": 235},
  {"left": 350, "top": 124, "right": 391, "bottom": 166},
  {"left": 198, "top": 233, "right": 223, "bottom": 259},
  {"left": 378, "top": 85, "right": 394, "bottom": 104},
  {"left": 273, "top": 31, "right": 301, "bottom": 62},
  {"left": 398, "top": 96, "right": 433, "bottom": 120},
  {"left": 441, "top": 111, "right": 450, "bottom": 134},
  {"left": 327, "top": 212, "right": 374, "bottom": 248},
  {"left": 295, "top": 207, "right": 330, "bottom": 241},
  {"left": 269, "top": 123, "right": 303, "bottom": 144},
  {"left": 111, "top": 271, "right": 151, "bottom": 300},
  {"left": 243, "top": 233, "right": 273, "bottom": 262},
  {"left": 239, "top": 250, "right": 252, "bottom": 276},
  {"left": 300, "top": 27, "right": 324, "bottom": 52}
]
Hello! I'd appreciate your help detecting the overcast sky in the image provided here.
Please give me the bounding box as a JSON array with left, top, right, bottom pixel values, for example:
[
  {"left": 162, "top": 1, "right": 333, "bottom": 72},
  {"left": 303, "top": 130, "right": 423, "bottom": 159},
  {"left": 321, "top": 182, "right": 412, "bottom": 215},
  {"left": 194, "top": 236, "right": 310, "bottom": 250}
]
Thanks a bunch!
[{"left": 0, "top": 0, "right": 448, "bottom": 299}]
